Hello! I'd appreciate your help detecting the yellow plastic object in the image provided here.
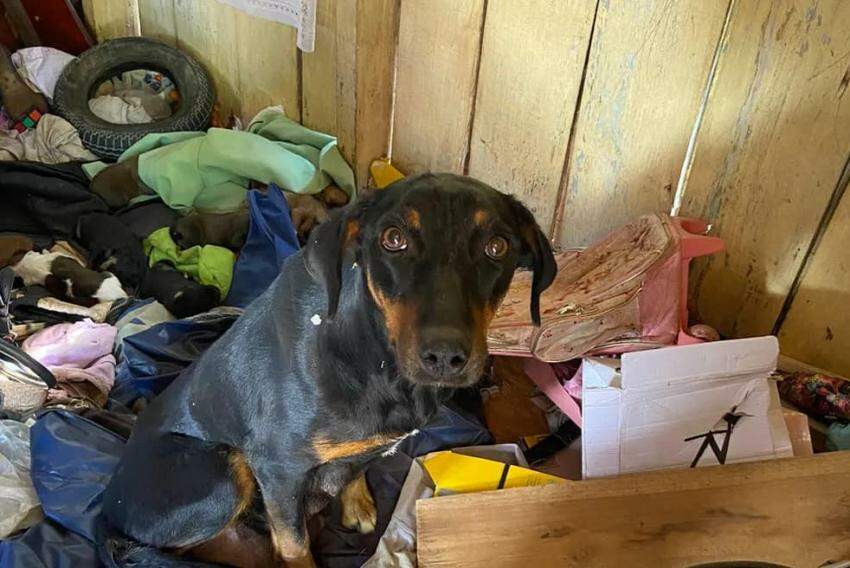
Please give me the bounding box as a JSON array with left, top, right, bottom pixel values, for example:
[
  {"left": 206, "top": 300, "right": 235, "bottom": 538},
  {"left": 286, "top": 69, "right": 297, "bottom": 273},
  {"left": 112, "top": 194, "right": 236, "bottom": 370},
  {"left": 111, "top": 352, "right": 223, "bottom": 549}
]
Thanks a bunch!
[
  {"left": 422, "top": 451, "right": 564, "bottom": 496},
  {"left": 369, "top": 157, "right": 405, "bottom": 189}
]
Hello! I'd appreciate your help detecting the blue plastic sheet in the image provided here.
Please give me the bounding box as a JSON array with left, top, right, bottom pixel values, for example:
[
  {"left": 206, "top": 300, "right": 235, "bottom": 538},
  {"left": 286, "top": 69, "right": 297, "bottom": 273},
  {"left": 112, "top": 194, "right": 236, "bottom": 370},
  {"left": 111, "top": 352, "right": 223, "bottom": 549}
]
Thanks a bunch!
[
  {"left": 225, "top": 186, "right": 300, "bottom": 307},
  {"left": 110, "top": 311, "right": 239, "bottom": 407},
  {"left": 29, "top": 411, "right": 126, "bottom": 542},
  {"left": 0, "top": 410, "right": 126, "bottom": 568},
  {"left": 0, "top": 519, "right": 99, "bottom": 568}
]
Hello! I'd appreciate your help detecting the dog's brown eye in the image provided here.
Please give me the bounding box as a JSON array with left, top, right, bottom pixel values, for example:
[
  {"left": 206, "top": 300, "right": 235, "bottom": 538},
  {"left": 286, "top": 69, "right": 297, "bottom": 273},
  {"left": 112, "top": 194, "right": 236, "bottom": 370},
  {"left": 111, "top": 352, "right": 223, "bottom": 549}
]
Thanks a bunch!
[
  {"left": 380, "top": 226, "right": 407, "bottom": 252},
  {"left": 485, "top": 236, "right": 509, "bottom": 260}
]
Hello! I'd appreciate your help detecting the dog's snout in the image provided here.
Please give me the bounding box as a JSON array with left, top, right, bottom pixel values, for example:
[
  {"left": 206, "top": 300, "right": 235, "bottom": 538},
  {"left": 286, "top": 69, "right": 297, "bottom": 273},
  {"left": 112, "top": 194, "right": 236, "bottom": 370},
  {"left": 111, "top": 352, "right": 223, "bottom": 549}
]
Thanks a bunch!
[{"left": 419, "top": 331, "right": 470, "bottom": 378}]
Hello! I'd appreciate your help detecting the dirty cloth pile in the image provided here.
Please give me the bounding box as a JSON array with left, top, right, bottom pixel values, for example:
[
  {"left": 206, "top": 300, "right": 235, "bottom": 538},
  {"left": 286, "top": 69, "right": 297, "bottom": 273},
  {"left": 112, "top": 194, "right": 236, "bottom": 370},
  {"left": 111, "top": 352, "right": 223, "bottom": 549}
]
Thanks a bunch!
[{"left": 0, "top": 49, "right": 363, "bottom": 563}]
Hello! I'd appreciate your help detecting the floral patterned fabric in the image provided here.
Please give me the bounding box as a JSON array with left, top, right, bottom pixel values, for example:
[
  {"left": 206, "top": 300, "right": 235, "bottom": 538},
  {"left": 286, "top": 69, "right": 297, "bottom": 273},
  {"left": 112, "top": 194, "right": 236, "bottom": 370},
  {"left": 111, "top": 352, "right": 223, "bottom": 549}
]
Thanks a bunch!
[{"left": 777, "top": 370, "right": 850, "bottom": 422}]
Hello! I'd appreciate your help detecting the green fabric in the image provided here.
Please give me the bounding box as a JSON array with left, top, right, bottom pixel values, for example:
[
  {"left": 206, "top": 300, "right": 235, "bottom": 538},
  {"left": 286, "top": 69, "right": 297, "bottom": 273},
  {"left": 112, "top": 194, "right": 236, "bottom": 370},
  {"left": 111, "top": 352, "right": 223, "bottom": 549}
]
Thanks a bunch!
[
  {"left": 826, "top": 422, "right": 850, "bottom": 451},
  {"left": 86, "top": 108, "right": 356, "bottom": 213},
  {"left": 143, "top": 227, "right": 236, "bottom": 298}
]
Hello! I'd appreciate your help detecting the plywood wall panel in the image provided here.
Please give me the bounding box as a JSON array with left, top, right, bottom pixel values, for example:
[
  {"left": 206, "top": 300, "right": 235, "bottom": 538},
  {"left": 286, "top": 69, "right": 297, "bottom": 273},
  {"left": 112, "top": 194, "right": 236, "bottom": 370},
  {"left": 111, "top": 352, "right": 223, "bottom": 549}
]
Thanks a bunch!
[
  {"left": 466, "top": 0, "right": 596, "bottom": 231},
  {"left": 84, "top": 0, "right": 141, "bottom": 41},
  {"left": 682, "top": 0, "right": 850, "bottom": 339},
  {"left": 172, "top": 0, "right": 242, "bottom": 120},
  {"left": 351, "top": 0, "right": 398, "bottom": 189},
  {"left": 234, "top": 12, "right": 300, "bottom": 122},
  {"left": 302, "top": 0, "right": 357, "bottom": 163},
  {"left": 138, "top": 0, "right": 176, "bottom": 46},
  {"left": 556, "top": 0, "right": 729, "bottom": 247},
  {"left": 392, "top": 0, "right": 486, "bottom": 174},
  {"left": 778, "top": 159, "right": 850, "bottom": 376}
]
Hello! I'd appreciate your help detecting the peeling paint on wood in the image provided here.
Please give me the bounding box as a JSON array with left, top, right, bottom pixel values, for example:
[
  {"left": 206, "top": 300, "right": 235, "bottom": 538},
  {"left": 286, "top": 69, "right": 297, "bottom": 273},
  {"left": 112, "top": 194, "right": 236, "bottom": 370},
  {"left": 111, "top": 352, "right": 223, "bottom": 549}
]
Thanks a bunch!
[
  {"left": 556, "top": 0, "right": 729, "bottom": 248},
  {"left": 681, "top": 0, "right": 850, "bottom": 339},
  {"left": 392, "top": 0, "right": 486, "bottom": 174},
  {"left": 466, "top": 0, "right": 596, "bottom": 231}
]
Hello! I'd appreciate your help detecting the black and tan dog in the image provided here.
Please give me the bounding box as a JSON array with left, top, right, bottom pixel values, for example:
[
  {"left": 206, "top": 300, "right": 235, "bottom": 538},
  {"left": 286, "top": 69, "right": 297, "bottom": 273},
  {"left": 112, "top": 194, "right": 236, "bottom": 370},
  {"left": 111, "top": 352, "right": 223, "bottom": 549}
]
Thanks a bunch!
[{"left": 100, "top": 173, "right": 556, "bottom": 567}]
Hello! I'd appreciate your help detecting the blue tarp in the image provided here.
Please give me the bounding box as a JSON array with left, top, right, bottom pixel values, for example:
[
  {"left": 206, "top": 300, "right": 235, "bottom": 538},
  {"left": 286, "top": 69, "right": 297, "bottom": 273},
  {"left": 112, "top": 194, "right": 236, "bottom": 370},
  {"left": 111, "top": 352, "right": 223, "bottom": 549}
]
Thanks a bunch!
[
  {"left": 0, "top": 410, "right": 126, "bottom": 568},
  {"left": 225, "top": 186, "right": 300, "bottom": 308}
]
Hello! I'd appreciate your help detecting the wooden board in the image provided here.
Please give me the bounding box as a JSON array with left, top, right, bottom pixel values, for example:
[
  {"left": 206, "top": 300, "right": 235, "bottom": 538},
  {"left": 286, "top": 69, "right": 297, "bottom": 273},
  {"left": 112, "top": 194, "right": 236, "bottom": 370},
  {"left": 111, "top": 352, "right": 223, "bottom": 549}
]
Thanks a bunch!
[
  {"left": 466, "top": 0, "right": 595, "bottom": 231},
  {"left": 301, "top": 0, "right": 357, "bottom": 167},
  {"left": 681, "top": 0, "right": 850, "bottom": 338},
  {"left": 417, "top": 452, "right": 850, "bottom": 567},
  {"left": 234, "top": 11, "right": 299, "bottom": 122},
  {"left": 137, "top": 0, "right": 176, "bottom": 46},
  {"left": 301, "top": 0, "right": 396, "bottom": 190},
  {"left": 391, "top": 0, "right": 485, "bottom": 174},
  {"left": 169, "top": 0, "right": 300, "bottom": 123},
  {"left": 351, "top": 0, "right": 397, "bottom": 189},
  {"left": 555, "top": 1, "right": 729, "bottom": 247},
  {"left": 83, "top": 0, "right": 140, "bottom": 40},
  {"left": 302, "top": 0, "right": 346, "bottom": 143},
  {"left": 172, "top": 0, "right": 242, "bottom": 120},
  {"left": 779, "top": 160, "right": 850, "bottom": 376}
]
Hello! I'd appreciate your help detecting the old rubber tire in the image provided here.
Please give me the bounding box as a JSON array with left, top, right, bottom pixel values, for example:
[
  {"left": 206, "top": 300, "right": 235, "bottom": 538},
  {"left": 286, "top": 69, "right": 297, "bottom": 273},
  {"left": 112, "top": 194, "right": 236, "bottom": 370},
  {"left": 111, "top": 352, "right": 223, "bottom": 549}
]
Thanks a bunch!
[{"left": 53, "top": 37, "right": 214, "bottom": 161}]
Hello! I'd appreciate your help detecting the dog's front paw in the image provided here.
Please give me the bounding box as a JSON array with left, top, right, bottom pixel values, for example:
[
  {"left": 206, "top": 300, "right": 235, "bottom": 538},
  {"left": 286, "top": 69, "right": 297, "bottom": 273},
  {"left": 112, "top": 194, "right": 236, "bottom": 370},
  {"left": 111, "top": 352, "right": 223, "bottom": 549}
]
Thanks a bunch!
[{"left": 340, "top": 474, "right": 377, "bottom": 534}]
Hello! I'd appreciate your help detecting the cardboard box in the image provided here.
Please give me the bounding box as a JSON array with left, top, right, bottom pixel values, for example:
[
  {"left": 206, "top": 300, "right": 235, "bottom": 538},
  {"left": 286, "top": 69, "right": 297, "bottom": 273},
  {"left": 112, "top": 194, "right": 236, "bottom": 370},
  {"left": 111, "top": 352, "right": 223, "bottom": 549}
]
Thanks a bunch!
[{"left": 582, "top": 336, "right": 793, "bottom": 479}]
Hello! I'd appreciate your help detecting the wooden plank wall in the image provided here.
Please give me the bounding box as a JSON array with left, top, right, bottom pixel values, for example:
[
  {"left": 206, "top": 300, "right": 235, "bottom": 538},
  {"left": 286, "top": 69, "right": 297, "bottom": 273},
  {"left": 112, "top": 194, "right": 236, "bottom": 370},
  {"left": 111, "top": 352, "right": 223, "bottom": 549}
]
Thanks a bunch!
[{"left": 85, "top": 0, "right": 850, "bottom": 375}]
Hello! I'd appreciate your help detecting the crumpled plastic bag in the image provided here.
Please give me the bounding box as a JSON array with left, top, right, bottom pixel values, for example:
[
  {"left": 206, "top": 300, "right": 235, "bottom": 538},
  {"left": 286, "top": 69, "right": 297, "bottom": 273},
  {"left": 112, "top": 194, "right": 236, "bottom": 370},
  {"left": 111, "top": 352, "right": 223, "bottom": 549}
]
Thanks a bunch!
[{"left": 0, "top": 420, "right": 42, "bottom": 538}]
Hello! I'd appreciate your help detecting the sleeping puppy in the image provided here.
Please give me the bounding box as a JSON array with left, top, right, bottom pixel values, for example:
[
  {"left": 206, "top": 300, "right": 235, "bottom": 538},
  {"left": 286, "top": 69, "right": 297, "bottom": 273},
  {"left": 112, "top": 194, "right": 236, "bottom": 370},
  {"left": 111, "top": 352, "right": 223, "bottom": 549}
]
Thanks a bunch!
[
  {"left": 139, "top": 263, "right": 220, "bottom": 318},
  {"left": 171, "top": 207, "right": 250, "bottom": 251},
  {"left": 76, "top": 213, "right": 148, "bottom": 289},
  {"left": 13, "top": 251, "right": 127, "bottom": 304}
]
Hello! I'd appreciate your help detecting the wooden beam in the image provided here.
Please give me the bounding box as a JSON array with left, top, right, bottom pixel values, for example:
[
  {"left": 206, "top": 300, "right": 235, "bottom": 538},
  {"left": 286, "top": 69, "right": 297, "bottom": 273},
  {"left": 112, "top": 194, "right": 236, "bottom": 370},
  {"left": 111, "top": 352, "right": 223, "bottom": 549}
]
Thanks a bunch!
[
  {"left": 417, "top": 452, "right": 850, "bottom": 567},
  {"left": 302, "top": 0, "right": 398, "bottom": 191}
]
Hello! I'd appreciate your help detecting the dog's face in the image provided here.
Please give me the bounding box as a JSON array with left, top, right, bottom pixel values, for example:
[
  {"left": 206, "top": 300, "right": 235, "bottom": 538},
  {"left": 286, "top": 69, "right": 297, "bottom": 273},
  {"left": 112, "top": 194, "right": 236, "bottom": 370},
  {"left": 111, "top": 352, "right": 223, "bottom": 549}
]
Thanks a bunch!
[{"left": 307, "top": 173, "right": 556, "bottom": 388}]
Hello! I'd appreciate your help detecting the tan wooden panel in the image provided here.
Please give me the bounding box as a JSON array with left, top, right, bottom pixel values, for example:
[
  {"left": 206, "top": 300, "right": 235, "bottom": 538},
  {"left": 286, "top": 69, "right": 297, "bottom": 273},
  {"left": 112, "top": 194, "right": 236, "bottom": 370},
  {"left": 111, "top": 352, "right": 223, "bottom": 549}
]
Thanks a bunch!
[
  {"left": 682, "top": 0, "right": 850, "bottom": 338},
  {"left": 172, "top": 0, "right": 242, "bottom": 120},
  {"left": 84, "top": 0, "right": 141, "bottom": 41},
  {"left": 303, "top": 0, "right": 396, "bottom": 190},
  {"left": 392, "top": 0, "right": 486, "bottom": 174},
  {"left": 556, "top": 1, "right": 729, "bottom": 247},
  {"left": 779, "top": 161, "right": 850, "bottom": 376},
  {"left": 302, "top": 0, "right": 357, "bottom": 161},
  {"left": 417, "top": 453, "right": 850, "bottom": 567},
  {"left": 467, "top": 0, "right": 595, "bottom": 231},
  {"left": 138, "top": 0, "right": 176, "bottom": 45},
  {"left": 351, "top": 0, "right": 397, "bottom": 188},
  {"left": 234, "top": 12, "right": 299, "bottom": 122}
]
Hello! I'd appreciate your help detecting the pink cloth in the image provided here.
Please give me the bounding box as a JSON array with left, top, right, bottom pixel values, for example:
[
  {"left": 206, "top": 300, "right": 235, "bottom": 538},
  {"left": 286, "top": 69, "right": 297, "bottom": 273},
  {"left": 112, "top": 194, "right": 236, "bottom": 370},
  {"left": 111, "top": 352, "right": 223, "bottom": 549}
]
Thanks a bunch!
[
  {"left": 23, "top": 320, "right": 117, "bottom": 406},
  {"left": 23, "top": 319, "right": 116, "bottom": 368}
]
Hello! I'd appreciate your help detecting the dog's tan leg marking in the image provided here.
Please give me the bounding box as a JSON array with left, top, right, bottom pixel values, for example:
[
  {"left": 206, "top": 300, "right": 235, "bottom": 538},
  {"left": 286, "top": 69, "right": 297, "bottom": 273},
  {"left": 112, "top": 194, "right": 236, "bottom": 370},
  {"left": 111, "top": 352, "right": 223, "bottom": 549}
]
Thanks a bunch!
[{"left": 340, "top": 472, "right": 377, "bottom": 534}]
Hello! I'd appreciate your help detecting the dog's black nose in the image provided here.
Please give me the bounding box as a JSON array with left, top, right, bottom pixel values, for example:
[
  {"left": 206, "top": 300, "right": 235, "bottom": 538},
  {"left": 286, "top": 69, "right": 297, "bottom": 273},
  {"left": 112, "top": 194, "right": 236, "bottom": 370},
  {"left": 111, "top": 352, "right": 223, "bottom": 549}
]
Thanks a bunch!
[{"left": 419, "top": 333, "right": 470, "bottom": 378}]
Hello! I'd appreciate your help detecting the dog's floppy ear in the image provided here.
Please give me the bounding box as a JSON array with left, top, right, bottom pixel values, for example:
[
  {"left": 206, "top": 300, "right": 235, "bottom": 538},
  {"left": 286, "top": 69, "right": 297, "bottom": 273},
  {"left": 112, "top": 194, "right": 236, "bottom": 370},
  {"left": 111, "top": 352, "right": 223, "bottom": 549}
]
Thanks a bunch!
[
  {"left": 305, "top": 207, "right": 361, "bottom": 319},
  {"left": 506, "top": 195, "right": 557, "bottom": 326}
]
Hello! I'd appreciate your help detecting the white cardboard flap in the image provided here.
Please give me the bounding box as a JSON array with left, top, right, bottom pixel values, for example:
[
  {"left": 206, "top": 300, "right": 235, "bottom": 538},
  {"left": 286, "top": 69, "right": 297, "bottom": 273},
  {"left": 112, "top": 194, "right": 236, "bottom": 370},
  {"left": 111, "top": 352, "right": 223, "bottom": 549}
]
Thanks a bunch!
[
  {"left": 582, "top": 336, "right": 792, "bottom": 479},
  {"left": 620, "top": 335, "right": 779, "bottom": 389}
]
